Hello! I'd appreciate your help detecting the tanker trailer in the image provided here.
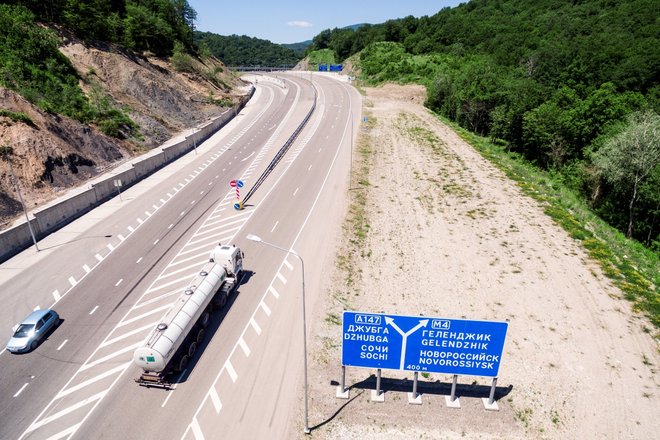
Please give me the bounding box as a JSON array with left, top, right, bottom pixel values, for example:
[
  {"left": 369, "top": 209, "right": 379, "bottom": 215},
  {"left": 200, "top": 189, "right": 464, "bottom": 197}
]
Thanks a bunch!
[{"left": 133, "top": 244, "right": 243, "bottom": 388}]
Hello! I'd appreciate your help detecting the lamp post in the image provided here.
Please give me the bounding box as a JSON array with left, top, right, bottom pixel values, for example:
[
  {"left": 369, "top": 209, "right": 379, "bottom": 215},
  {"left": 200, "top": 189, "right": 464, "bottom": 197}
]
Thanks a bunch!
[
  {"left": 246, "top": 234, "right": 310, "bottom": 434},
  {"left": 1, "top": 146, "right": 39, "bottom": 251}
]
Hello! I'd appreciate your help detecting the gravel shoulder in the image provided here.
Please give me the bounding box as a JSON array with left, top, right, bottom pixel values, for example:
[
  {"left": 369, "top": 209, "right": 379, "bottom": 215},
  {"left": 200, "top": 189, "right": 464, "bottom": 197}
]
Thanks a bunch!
[{"left": 295, "top": 83, "right": 659, "bottom": 439}]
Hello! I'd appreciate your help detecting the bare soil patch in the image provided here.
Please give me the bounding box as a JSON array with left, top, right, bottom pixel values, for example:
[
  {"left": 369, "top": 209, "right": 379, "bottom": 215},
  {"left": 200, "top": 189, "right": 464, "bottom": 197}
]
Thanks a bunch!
[{"left": 297, "top": 84, "right": 659, "bottom": 439}]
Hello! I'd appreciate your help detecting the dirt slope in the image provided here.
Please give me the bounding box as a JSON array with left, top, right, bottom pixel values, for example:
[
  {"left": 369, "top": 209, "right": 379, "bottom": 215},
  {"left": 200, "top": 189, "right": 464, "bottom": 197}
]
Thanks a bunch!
[
  {"left": 298, "top": 84, "right": 659, "bottom": 439},
  {"left": 0, "top": 37, "right": 245, "bottom": 229}
]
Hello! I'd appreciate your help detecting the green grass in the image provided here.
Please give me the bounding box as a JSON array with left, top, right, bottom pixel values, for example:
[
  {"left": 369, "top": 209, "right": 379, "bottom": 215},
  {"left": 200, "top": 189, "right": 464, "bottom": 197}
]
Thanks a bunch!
[
  {"left": 0, "top": 109, "right": 34, "bottom": 126},
  {"left": 435, "top": 114, "right": 660, "bottom": 331}
]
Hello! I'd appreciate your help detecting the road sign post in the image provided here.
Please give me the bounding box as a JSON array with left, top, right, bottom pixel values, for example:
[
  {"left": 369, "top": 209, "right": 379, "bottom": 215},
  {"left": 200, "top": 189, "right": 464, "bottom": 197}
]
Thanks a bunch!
[
  {"left": 230, "top": 179, "right": 244, "bottom": 210},
  {"left": 341, "top": 311, "right": 508, "bottom": 408},
  {"left": 113, "top": 179, "right": 123, "bottom": 201}
]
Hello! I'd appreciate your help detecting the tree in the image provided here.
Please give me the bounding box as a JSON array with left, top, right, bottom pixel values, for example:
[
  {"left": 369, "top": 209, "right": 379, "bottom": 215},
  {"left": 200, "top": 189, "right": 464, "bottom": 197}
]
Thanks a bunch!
[{"left": 593, "top": 111, "right": 660, "bottom": 238}]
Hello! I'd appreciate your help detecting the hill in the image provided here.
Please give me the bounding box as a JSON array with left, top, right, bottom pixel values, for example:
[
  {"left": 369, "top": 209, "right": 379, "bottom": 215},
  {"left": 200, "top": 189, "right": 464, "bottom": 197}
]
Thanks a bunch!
[
  {"left": 194, "top": 32, "right": 301, "bottom": 67},
  {"left": 308, "top": 0, "right": 660, "bottom": 250},
  {"left": 0, "top": 3, "right": 246, "bottom": 228}
]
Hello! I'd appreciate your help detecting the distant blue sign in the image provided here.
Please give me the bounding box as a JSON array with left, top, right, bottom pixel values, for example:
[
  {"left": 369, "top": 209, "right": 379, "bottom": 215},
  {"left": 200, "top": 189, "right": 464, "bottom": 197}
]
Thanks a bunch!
[
  {"left": 329, "top": 64, "right": 343, "bottom": 72},
  {"left": 342, "top": 311, "right": 508, "bottom": 377},
  {"left": 318, "top": 64, "right": 328, "bottom": 71}
]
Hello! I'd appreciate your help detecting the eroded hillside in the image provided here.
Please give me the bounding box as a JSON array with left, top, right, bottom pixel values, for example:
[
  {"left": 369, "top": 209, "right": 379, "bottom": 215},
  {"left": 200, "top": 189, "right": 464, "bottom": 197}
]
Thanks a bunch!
[{"left": 0, "top": 37, "right": 246, "bottom": 229}]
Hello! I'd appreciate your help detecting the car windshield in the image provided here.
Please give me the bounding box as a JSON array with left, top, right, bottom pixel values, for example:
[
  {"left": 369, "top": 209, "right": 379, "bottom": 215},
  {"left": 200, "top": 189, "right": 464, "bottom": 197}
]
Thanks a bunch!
[{"left": 13, "top": 324, "right": 34, "bottom": 337}]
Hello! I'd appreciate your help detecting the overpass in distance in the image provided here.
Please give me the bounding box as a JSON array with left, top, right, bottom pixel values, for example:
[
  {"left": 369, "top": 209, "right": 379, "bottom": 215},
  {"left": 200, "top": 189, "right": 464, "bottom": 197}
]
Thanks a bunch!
[{"left": 229, "top": 65, "right": 295, "bottom": 72}]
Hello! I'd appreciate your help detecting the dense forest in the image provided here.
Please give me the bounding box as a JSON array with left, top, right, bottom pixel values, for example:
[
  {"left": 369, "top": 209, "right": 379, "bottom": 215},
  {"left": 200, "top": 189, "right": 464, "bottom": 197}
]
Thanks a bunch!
[
  {"left": 309, "top": 0, "right": 659, "bottom": 248},
  {"left": 194, "top": 32, "right": 299, "bottom": 66}
]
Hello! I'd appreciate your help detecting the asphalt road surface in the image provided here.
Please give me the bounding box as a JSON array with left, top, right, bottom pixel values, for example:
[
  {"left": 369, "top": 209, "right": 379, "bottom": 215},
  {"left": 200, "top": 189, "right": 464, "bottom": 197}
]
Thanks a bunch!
[{"left": 0, "top": 73, "right": 361, "bottom": 440}]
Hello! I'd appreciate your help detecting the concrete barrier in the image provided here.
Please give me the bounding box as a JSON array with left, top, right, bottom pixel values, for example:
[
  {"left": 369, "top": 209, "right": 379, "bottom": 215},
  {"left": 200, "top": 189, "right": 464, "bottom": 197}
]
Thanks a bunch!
[{"left": 0, "top": 86, "right": 255, "bottom": 263}]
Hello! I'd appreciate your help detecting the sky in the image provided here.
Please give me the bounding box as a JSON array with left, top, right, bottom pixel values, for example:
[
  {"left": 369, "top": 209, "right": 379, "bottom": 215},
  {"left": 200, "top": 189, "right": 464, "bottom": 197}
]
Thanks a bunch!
[{"left": 188, "top": 0, "right": 464, "bottom": 44}]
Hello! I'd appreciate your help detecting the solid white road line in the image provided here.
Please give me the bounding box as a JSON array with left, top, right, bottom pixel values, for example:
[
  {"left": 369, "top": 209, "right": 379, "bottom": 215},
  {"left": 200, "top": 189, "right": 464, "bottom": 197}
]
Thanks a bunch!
[{"left": 270, "top": 221, "right": 279, "bottom": 233}]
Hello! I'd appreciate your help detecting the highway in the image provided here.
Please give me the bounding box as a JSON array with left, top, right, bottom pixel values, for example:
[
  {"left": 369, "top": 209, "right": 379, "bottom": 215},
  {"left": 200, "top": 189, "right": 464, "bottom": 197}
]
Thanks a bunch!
[{"left": 0, "top": 73, "right": 361, "bottom": 439}]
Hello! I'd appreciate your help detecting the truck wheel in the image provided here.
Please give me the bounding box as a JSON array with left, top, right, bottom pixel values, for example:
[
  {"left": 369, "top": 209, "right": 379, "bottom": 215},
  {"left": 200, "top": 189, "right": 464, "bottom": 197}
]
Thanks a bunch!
[
  {"left": 201, "top": 311, "right": 210, "bottom": 328},
  {"left": 217, "top": 294, "right": 227, "bottom": 308},
  {"left": 188, "top": 341, "right": 197, "bottom": 357},
  {"left": 196, "top": 328, "right": 205, "bottom": 344},
  {"left": 176, "top": 355, "right": 189, "bottom": 372}
]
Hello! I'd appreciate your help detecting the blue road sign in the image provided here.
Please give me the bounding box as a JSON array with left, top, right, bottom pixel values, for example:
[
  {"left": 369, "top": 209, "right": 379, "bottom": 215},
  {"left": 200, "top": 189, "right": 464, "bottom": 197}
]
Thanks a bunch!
[
  {"left": 342, "top": 311, "right": 508, "bottom": 377},
  {"left": 236, "top": 180, "right": 244, "bottom": 188}
]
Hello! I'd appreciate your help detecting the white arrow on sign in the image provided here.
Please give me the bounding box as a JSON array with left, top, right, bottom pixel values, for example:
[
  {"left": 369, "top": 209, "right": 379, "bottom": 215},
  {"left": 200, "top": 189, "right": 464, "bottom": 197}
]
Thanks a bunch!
[{"left": 385, "top": 317, "right": 429, "bottom": 370}]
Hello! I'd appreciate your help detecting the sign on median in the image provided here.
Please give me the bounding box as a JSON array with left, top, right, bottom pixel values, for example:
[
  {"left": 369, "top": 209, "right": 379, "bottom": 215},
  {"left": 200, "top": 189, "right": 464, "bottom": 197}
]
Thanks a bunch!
[{"left": 341, "top": 311, "right": 508, "bottom": 377}]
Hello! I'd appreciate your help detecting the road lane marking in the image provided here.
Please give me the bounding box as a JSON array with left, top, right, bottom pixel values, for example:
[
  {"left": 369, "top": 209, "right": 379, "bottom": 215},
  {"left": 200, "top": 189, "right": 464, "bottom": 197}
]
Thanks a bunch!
[
  {"left": 225, "top": 360, "right": 238, "bottom": 383},
  {"left": 162, "top": 369, "right": 186, "bottom": 408},
  {"left": 89, "top": 306, "right": 99, "bottom": 315},
  {"left": 270, "top": 221, "right": 278, "bottom": 233},
  {"left": 100, "top": 321, "right": 160, "bottom": 348},
  {"left": 68, "top": 276, "right": 77, "bottom": 287},
  {"left": 293, "top": 187, "right": 299, "bottom": 196},
  {"left": 52, "top": 290, "right": 61, "bottom": 301},
  {"left": 57, "top": 340, "right": 68, "bottom": 351},
  {"left": 145, "top": 211, "right": 151, "bottom": 217},
  {"left": 209, "top": 388, "right": 222, "bottom": 413},
  {"left": 250, "top": 318, "right": 261, "bottom": 335},
  {"left": 95, "top": 254, "right": 104, "bottom": 262},
  {"left": 190, "top": 419, "right": 204, "bottom": 440},
  {"left": 121, "top": 304, "right": 172, "bottom": 326},
  {"left": 115, "top": 279, "right": 123, "bottom": 287},
  {"left": 24, "top": 390, "right": 107, "bottom": 432},
  {"left": 260, "top": 301, "right": 271, "bottom": 316},
  {"left": 283, "top": 260, "right": 293, "bottom": 270},
  {"left": 180, "top": 211, "right": 186, "bottom": 216},
  {"left": 308, "top": 164, "right": 312, "bottom": 171},
  {"left": 168, "top": 224, "right": 174, "bottom": 229},
  {"left": 152, "top": 204, "right": 158, "bottom": 210},
  {"left": 153, "top": 239, "right": 159, "bottom": 245},
  {"left": 83, "top": 264, "right": 91, "bottom": 273},
  {"left": 137, "top": 218, "right": 143, "bottom": 224},
  {"left": 276, "top": 272, "right": 287, "bottom": 284},
  {"left": 118, "top": 234, "right": 125, "bottom": 242},
  {"left": 238, "top": 338, "right": 250, "bottom": 357},
  {"left": 268, "top": 286, "right": 279, "bottom": 299},
  {"left": 14, "top": 383, "right": 28, "bottom": 397},
  {"left": 79, "top": 342, "right": 142, "bottom": 372},
  {"left": 56, "top": 364, "right": 129, "bottom": 399},
  {"left": 128, "top": 226, "right": 135, "bottom": 232}
]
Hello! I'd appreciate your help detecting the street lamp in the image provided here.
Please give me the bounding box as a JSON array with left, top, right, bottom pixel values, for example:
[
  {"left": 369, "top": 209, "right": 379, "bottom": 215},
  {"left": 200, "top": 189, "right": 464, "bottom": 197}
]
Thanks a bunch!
[
  {"left": 1, "top": 146, "right": 39, "bottom": 251},
  {"left": 246, "top": 234, "right": 310, "bottom": 434}
]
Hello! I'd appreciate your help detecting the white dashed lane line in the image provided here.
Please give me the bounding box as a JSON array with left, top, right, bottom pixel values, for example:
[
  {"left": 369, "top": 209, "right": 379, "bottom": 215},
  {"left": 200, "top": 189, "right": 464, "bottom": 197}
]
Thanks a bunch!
[
  {"left": 115, "top": 278, "right": 123, "bottom": 287},
  {"left": 136, "top": 257, "right": 143, "bottom": 264},
  {"left": 57, "top": 339, "right": 68, "bottom": 351},
  {"left": 153, "top": 239, "right": 159, "bottom": 245},
  {"left": 14, "top": 383, "right": 28, "bottom": 398},
  {"left": 168, "top": 224, "right": 174, "bottom": 229},
  {"left": 293, "top": 187, "right": 299, "bottom": 196},
  {"left": 89, "top": 306, "right": 99, "bottom": 315},
  {"left": 270, "top": 221, "right": 279, "bottom": 233}
]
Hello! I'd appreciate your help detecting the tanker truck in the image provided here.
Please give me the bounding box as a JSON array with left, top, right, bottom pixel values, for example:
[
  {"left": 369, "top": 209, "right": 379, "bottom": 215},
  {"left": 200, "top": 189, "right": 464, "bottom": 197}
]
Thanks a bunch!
[{"left": 133, "top": 243, "right": 244, "bottom": 388}]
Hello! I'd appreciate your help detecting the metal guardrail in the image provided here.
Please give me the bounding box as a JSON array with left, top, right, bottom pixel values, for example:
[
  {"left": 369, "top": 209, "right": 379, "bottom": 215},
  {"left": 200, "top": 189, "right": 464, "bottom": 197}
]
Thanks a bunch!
[{"left": 242, "top": 83, "right": 317, "bottom": 205}]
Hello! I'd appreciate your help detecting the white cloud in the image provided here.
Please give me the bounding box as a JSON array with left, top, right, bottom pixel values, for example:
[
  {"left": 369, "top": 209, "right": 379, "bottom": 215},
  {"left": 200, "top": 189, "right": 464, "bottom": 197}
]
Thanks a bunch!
[{"left": 287, "top": 20, "right": 313, "bottom": 28}]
